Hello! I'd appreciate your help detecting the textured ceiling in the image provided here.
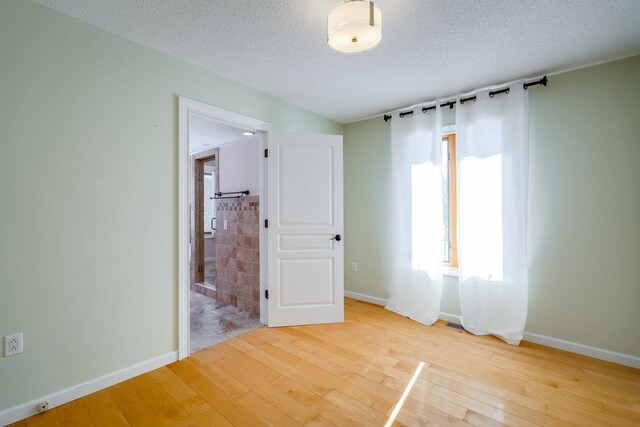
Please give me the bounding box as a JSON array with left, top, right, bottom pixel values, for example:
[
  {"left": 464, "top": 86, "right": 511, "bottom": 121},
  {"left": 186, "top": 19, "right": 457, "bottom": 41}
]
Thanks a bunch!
[
  {"left": 189, "top": 114, "right": 253, "bottom": 153},
  {"left": 36, "top": 0, "right": 640, "bottom": 123}
]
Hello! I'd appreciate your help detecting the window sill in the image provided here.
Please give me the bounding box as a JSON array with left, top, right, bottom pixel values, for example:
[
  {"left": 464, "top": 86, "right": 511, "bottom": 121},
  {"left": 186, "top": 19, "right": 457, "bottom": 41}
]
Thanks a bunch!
[{"left": 443, "top": 266, "right": 459, "bottom": 277}]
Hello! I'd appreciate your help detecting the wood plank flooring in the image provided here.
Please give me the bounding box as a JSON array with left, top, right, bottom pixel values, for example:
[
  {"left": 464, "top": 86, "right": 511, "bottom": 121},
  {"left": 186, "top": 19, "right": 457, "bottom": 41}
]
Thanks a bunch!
[{"left": 17, "top": 298, "right": 640, "bottom": 426}]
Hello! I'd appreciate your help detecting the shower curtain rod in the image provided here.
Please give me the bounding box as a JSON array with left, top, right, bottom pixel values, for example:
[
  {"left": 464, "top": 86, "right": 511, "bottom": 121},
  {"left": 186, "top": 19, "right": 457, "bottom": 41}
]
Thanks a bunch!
[{"left": 383, "top": 75, "right": 547, "bottom": 122}]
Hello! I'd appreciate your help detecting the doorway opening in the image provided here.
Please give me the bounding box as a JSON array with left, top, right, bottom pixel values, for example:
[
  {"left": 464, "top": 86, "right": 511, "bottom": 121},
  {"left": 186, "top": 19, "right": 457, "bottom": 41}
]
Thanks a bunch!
[
  {"left": 179, "top": 97, "right": 344, "bottom": 359},
  {"left": 178, "top": 97, "right": 273, "bottom": 359},
  {"left": 187, "top": 111, "right": 266, "bottom": 353}
]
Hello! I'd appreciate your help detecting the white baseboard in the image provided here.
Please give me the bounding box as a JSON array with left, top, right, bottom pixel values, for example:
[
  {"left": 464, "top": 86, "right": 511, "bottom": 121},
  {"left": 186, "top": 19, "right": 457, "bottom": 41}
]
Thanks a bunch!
[
  {"left": 438, "top": 312, "right": 461, "bottom": 324},
  {"left": 345, "top": 290, "right": 387, "bottom": 306},
  {"left": 522, "top": 332, "right": 640, "bottom": 369},
  {"left": 441, "top": 314, "right": 640, "bottom": 369},
  {"left": 344, "top": 291, "right": 640, "bottom": 369},
  {"left": 0, "top": 351, "right": 177, "bottom": 426}
]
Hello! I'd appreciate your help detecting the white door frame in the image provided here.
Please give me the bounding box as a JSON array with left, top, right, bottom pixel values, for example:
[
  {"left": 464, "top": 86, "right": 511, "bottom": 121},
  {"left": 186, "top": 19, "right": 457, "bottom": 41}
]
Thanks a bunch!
[{"left": 178, "top": 96, "right": 274, "bottom": 359}]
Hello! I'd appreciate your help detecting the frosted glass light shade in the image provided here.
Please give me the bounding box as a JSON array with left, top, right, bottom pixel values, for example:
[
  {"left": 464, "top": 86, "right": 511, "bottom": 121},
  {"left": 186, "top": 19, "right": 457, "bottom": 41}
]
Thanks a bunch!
[{"left": 327, "top": 1, "right": 382, "bottom": 54}]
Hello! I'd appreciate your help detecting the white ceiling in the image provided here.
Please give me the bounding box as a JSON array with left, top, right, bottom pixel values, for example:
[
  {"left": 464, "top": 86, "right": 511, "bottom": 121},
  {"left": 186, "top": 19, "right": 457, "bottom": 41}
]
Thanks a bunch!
[
  {"left": 189, "top": 114, "right": 253, "bottom": 153},
  {"left": 36, "top": 0, "right": 640, "bottom": 124}
]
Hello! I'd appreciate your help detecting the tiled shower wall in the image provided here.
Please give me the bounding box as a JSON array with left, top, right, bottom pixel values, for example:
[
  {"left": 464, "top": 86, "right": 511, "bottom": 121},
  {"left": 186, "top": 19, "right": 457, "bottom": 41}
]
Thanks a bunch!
[{"left": 215, "top": 196, "right": 260, "bottom": 315}]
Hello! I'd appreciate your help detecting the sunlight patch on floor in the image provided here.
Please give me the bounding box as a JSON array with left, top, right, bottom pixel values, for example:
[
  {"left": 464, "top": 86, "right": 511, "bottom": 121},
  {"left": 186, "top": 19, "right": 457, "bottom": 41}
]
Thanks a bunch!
[{"left": 384, "top": 361, "right": 425, "bottom": 427}]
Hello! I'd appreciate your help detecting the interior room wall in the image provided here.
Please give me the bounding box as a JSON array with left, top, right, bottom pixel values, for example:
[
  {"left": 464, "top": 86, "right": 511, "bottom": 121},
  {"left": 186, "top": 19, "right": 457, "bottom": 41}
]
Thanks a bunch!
[
  {"left": 343, "top": 55, "right": 640, "bottom": 357},
  {"left": 0, "top": 0, "right": 341, "bottom": 412},
  {"left": 218, "top": 136, "right": 261, "bottom": 195},
  {"left": 343, "top": 118, "right": 391, "bottom": 300}
]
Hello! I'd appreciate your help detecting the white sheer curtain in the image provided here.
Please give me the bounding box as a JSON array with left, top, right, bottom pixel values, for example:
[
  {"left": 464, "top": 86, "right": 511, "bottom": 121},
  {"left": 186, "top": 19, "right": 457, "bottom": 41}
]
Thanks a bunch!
[
  {"left": 386, "top": 107, "right": 444, "bottom": 325},
  {"left": 455, "top": 84, "right": 529, "bottom": 345}
]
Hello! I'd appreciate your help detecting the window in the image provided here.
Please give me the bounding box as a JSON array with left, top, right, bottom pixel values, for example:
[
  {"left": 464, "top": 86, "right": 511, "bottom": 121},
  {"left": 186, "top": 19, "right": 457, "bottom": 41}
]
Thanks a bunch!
[{"left": 442, "top": 133, "right": 458, "bottom": 267}]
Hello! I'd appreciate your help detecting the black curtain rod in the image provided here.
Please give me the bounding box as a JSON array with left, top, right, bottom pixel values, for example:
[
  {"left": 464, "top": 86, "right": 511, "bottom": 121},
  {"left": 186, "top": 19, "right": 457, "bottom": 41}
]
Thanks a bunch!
[
  {"left": 441, "top": 100, "right": 456, "bottom": 109},
  {"left": 384, "top": 75, "right": 547, "bottom": 122},
  {"left": 523, "top": 75, "right": 548, "bottom": 90},
  {"left": 489, "top": 87, "right": 510, "bottom": 97},
  {"left": 399, "top": 98, "right": 458, "bottom": 118},
  {"left": 459, "top": 95, "right": 476, "bottom": 105}
]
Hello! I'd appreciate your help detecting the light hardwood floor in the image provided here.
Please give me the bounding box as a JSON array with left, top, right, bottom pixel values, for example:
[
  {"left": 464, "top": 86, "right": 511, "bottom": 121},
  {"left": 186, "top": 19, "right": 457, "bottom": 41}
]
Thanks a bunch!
[{"left": 15, "top": 298, "right": 640, "bottom": 426}]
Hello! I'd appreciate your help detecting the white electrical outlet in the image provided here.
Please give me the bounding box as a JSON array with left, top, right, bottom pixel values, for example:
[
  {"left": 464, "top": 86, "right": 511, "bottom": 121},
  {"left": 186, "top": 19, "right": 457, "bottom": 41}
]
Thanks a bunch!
[
  {"left": 37, "top": 401, "right": 49, "bottom": 413},
  {"left": 4, "top": 333, "right": 23, "bottom": 357},
  {"left": 223, "top": 219, "right": 228, "bottom": 230},
  {"left": 352, "top": 262, "right": 358, "bottom": 272}
]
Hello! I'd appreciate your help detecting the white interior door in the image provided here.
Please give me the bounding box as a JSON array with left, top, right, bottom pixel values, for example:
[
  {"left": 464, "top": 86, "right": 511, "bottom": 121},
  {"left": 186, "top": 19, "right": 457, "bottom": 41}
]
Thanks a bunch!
[{"left": 267, "top": 132, "right": 344, "bottom": 327}]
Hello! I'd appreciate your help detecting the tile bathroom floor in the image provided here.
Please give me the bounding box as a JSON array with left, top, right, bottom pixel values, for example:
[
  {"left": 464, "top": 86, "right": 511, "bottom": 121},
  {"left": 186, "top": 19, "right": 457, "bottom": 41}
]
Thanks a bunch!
[{"left": 190, "top": 290, "right": 262, "bottom": 353}]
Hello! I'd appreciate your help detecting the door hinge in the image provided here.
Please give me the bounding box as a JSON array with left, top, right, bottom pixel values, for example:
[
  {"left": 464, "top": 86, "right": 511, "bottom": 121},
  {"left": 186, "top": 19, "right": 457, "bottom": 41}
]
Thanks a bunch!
[
  {"left": 264, "top": 148, "right": 268, "bottom": 158},
  {"left": 265, "top": 290, "right": 269, "bottom": 299},
  {"left": 264, "top": 219, "right": 268, "bottom": 228}
]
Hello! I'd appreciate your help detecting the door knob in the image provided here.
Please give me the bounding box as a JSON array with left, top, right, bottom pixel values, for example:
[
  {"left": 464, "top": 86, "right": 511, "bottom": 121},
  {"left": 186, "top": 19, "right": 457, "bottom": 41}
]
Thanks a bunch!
[{"left": 331, "top": 234, "right": 342, "bottom": 241}]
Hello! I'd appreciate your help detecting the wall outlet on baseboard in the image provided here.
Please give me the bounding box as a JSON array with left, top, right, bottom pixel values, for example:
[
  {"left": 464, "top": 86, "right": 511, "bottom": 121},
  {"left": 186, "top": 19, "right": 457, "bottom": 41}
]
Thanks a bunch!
[
  {"left": 351, "top": 262, "right": 358, "bottom": 272},
  {"left": 223, "top": 219, "right": 228, "bottom": 230},
  {"left": 4, "top": 333, "right": 23, "bottom": 357},
  {"left": 37, "top": 401, "right": 49, "bottom": 413}
]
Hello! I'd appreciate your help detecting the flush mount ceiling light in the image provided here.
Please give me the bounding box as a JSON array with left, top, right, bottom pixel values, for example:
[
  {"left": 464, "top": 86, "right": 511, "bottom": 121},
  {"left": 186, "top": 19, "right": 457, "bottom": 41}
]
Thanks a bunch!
[
  {"left": 242, "top": 131, "right": 255, "bottom": 136},
  {"left": 327, "top": 0, "right": 382, "bottom": 54}
]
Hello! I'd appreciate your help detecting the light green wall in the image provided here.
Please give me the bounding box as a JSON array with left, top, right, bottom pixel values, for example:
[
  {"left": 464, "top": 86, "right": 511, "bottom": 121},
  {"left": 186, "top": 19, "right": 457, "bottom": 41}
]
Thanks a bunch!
[
  {"left": 0, "top": 0, "right": 341, "bottom": 411},
  {"left": 344, "top": 119, "right": 391, "bottom": 299},
  {"left": 526, "top": 56, "right": 640, "bottom": 356},
  {"left": 344, "top": 56, "right": 640, "bottom": 357}
]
